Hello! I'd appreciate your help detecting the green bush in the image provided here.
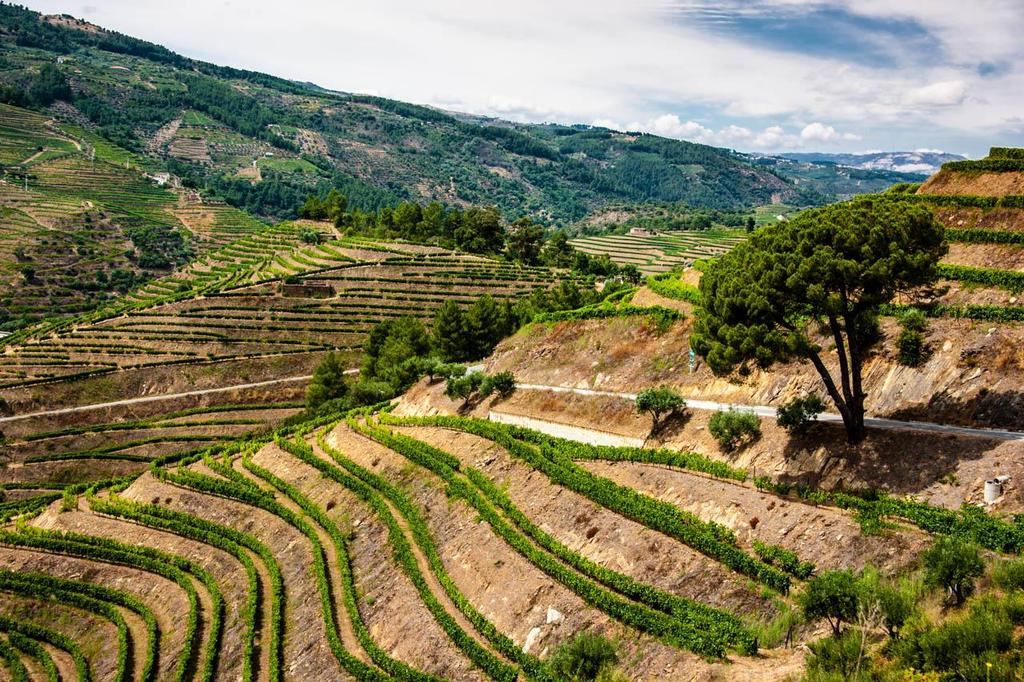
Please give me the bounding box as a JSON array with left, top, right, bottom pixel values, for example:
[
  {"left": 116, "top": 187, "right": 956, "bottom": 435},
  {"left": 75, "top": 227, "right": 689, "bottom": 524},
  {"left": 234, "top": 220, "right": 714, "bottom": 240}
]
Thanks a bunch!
[
  {"left": 753, "top": 540, "right": 815, "bottom": 579},
  {"left": 897, "top": 329, "right": 928, "bottom": 367},
  {"left": 897, "top": 600, "right": 1014, "bottom": 677},
  {"left": 895, "top": 308, "right": 930, "bottom": 367},
  {"left": 708, "top": 409, "right": 761, "bottom": 452},
  {"left": 306, "top": 351, "right": 350, "bottom": 408},
  {"left": 992, "top": 558, "right": 1024, "bottom": 591},
  {"left": 548, "top": 633, "right": 619, "bottom": 682},
  {"left": 775, "top": 394, "right": 824, "bottom": 436},
  {"left": 480, "top": 371, "right": 516, "bottom": 399},
  {"left": 900, "top": 308, "right": 928, "bottom": 332},
  {"left": 805, "top": 630, "right": 865, "bottom": 679},
  {"left": 923, "top": 536, "right": 983, "bottom": 606}
]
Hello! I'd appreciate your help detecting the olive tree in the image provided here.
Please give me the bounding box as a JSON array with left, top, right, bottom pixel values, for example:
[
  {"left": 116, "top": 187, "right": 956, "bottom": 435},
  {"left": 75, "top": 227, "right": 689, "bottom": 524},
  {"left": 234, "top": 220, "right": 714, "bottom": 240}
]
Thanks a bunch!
[
  {"left": 635, "top": 387, "right": 685, "bottom": 435},
  {"left": 692, "top": 197, "right": 946, "bottom": 443}
]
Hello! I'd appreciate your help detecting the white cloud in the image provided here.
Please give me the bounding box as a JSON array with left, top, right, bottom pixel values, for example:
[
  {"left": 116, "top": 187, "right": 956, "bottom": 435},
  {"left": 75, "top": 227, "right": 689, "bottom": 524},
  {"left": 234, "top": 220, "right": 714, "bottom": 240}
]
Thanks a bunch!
[
  {"left": 799, "top": 122, "right": 861, "bottom": 143},
  {"left": 904, "top": 81, "right": 968, "bottom": 107},
  {"left": 594, "top": 116, "right": 860, "bottom": 151},
  {"left": 17, "top": 0, "right": 1024, "bottom": 155}
]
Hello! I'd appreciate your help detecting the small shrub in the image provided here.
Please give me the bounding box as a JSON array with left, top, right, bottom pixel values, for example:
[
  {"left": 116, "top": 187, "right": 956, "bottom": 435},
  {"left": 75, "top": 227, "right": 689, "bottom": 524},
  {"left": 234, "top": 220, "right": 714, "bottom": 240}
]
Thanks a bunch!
[
  {"left": 753, "top": 540, "right": 815, "bottom": 579},
  {"left": 776, "top": 393, "right": 824, "bottom": 436},
  {"left": 445, "top": 372, "right": 484, "bottom": 402},
  {"left": 548, "top": 632, "right": 619, "bottom": 682},
  {"left": 898, "top": 600, "right": 1014, "bottom": 676},
  {"left": 708, "top": 408, "right": 760, "bottom": 452},
  {"left": 897, "top": 329, "right": 928, "bottom": 367},
  {"left": 805, "top": 630, "right": 865, "bottom": 679},
  {"left": 922, "top": 536, "right": 983, "bottom": 606},
  {"left": 897, "top": 309, "right": 930, "bottom": 367},
  {"left": 480, "top": 371, "right": 516, "bottom": 399},
  {"left": 992, "top": 558, "right": 1024, "bottom": 591}
]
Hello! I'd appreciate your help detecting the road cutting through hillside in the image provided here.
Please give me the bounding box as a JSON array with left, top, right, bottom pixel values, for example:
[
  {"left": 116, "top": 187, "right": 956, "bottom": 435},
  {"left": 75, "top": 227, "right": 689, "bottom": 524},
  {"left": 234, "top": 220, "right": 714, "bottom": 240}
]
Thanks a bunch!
[
  {"left": 512, "top": 383, "right": 1024, "bottom": 441},
  {"left": 0, "top": 372, "right": 348, "bottom": 424},
  {"left": 4, "top": 372, "right": 1022, "bottom": 441}
]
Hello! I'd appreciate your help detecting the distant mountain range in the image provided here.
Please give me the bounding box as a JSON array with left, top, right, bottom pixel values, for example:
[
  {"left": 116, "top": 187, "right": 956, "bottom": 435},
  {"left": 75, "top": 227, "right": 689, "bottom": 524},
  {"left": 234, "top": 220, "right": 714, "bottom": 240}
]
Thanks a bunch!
[{"left": 779, "top": 151, "right": 967, "bottom": 176}]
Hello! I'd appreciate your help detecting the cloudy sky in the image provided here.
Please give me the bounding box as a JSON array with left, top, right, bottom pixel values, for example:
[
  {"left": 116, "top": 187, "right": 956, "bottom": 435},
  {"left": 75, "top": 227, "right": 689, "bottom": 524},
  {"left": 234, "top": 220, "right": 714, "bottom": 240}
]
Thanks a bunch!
[{"left": 24, "top": 0, "right": 1024, "bottom": 157}]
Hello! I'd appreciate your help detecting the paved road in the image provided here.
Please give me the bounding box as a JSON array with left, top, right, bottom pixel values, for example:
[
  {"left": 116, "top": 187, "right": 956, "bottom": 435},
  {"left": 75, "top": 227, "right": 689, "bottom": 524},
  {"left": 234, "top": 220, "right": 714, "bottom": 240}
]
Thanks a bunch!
[
  {"left": 0, "top": 373, "right": 348, "bottom": 424},
  {"left": 4, "top": 373, "right": 1021, "bottom": 441},
  {"left": 515, "top": 383, "right": 1024, "bottom": 442}
]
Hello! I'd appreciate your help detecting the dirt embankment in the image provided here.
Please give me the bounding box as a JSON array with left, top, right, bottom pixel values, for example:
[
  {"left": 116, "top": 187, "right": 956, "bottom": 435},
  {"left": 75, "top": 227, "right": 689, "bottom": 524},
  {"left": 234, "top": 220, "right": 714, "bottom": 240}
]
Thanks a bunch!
[
  {"left": 482, "top": 315, "right": 1024, "bottom": 433},
  {"left": 920, "top": 170, "right": 1024, "bottom": 196},
  {"left": 933, "top": 206, "right": 1024, "bottom": 232},
  {"left": 944, "top": 243, "right": 1024, "bottom": 271},
  {"left": 0, "top": 547, "right": 191, "bottom": 681},
  {"left": 250, "top": 441, "right": 486, "bottom": 680},
  {"left": 396, "top": 425, "right": 776, "bottom": 616},
  {"left": 33, "top": 502, "right": 249, "bottom": 681},
  {"left": 397, "top": 311, "right": 1024, "bottom": 512}
]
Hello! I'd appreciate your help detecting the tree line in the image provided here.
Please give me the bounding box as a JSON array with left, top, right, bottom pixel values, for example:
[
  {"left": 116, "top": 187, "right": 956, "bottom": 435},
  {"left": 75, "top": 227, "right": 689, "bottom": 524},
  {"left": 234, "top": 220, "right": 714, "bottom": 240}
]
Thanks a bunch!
[
  {"left": 306, "top": 282, "right": 613, "bottom": 411},
  {"left": 299, "top": 190, "right": 642, "bottom": 280}
]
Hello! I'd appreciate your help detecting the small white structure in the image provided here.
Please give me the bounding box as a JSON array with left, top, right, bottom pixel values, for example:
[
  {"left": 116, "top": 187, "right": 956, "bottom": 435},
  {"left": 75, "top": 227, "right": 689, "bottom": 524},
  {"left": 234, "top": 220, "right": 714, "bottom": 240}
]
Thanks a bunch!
[{"left": 985, "top": 475, "right": 1010, "bottom": 504}]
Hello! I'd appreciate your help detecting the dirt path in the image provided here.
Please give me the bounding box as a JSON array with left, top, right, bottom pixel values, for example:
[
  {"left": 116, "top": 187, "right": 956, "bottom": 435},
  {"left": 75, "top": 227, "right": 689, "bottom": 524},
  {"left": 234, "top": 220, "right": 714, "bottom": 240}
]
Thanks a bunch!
[
  {"left": 6, "top": 371, "right": 1018, "bottom": 443},
  {"left": 510, "top": 383, "right": 1024, "bottom": 441},
  {"left": 40, "top": 643, "right": 76, "bottom": 682},
  {"left": 0, "top": 375, "right": 319, "bottom": 424}
]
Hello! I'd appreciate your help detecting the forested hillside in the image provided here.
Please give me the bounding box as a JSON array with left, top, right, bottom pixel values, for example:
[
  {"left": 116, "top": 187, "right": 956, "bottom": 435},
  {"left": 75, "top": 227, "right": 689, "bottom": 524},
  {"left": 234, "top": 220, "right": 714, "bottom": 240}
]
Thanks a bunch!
[{"left": 0, "top": 3, "right": 903, "bottom": 226}]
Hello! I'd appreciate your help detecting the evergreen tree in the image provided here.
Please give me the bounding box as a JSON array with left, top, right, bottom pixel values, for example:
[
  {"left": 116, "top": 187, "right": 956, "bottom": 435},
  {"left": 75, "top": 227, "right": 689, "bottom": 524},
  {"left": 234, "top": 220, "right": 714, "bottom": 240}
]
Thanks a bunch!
[
  {"left": 432, "top": 301, "right": 468, "bottom": 361},
  {"left": 306, "top": 351, "right": 350, "bottom": 408},
  {"left": 693, "top": 197, "right": 946, "bottom": 443},
  {"left": 465, "top": 295, "right": 503, "bottom": 359}
]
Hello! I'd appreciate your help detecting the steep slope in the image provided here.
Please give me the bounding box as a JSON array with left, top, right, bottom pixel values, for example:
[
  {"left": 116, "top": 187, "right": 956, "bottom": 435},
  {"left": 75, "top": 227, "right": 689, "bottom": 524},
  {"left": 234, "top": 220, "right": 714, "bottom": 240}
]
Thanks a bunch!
[{"left": 0, "top": 3, "right": 905, "bottom": 227}]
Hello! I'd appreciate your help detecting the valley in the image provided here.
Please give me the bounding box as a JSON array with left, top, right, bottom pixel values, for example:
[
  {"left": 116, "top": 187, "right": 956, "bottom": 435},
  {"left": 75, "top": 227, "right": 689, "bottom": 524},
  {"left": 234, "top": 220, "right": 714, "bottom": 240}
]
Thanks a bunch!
[{"left": 2, "top": 4, "right": 1024, "bottom": 682}]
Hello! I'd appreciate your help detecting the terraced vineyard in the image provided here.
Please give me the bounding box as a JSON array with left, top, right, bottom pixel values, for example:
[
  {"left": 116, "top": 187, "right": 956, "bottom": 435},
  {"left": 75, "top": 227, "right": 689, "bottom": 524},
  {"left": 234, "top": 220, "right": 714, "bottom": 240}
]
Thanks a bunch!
[
  {"left": 869, "top": 149, "right": 1024, "bottom": 323},
  {"left": 0, "top": 243, "right": 576, "bottom": 496},
  {"left": 0, "top": 250, "right": 563, "bottom": 388},
  {"left": 569, "top": 230, "right": 746, "bottom": 274},
  {"left": 636, "top": 150, "right": 1024, "bottom": 326},
  {"left": 0, "top": 401, "right": 939, "bottom": 681},
  {"left": 0, "top": 103, "right": 270, "bottom": 326}
]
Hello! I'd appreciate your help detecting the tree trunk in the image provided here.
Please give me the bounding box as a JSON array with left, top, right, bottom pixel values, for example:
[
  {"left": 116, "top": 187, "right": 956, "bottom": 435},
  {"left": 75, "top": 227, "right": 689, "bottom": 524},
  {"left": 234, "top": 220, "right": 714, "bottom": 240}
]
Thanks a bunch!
[{"left": 807, "top": 349, "right": 866, "bottom": 445}]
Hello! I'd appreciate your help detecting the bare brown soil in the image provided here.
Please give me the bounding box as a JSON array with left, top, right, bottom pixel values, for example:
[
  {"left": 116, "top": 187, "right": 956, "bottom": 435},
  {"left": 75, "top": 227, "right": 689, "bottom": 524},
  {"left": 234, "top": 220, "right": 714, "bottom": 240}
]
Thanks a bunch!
[
  {"left": 400, "top": 368, "right": 1024, "bottom": 515},
  {"left": 325, "top": 423, "right": 801, "bottom": 680},
  {"left": 120, "top": 472, "right": 347, "bottom": 682},
  {"left": 945, "top": 243, "right": 1024, "bottom": 271},
  {"left": 482, "top": 314, "right": 1024, "bottom": 434},
  {"left": 252, "top": 441, "right": 484, "bottom": 679},
  {"left": 34, "top": 501, "right": 248, "bottom": 681},
  {"left": 395, "top": 425, "right": 776, "bottom": 616},
  {"left": 0, "top": 593, "right": 119, "bottom": 680},
  {"left": 920, "top": 170, "right": 1024, "bottom": 196},
  {"left": 933, "top": 206, "right": 1024, "bottom": 232}
]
